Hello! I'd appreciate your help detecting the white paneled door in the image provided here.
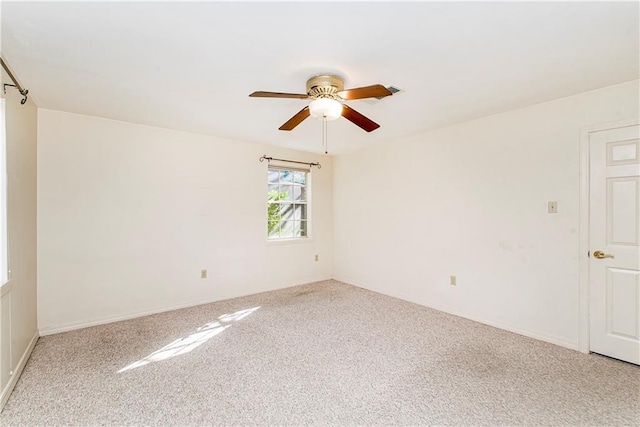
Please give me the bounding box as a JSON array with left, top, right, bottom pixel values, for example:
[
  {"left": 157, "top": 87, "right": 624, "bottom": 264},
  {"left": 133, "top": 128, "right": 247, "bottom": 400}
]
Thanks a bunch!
[{"left": 589, "top": 123, "right": 640, "bottom": 365}]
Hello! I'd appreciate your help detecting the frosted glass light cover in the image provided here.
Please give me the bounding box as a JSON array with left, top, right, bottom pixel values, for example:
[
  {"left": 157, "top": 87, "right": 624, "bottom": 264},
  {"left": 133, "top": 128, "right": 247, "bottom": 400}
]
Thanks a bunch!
[{"left": 309, "top": 98, "right": 342, "bottom": 121}]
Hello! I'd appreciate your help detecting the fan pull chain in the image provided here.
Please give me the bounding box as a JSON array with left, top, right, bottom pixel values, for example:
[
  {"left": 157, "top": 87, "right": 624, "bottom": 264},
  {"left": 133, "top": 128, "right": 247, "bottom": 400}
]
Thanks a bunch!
[{"left": 322, "top": 117, "right": 328, "bottom": 154}]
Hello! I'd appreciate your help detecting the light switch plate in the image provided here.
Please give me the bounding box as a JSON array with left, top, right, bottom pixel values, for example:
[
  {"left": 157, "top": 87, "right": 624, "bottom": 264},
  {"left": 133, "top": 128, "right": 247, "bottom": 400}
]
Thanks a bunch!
[{"left": 548, "top": 201, "right": 558, "bottom": 213}]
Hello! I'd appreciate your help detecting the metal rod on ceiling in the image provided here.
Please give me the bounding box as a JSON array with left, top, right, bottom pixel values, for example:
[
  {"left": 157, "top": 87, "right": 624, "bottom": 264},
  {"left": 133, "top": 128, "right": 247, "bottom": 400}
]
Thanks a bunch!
[
  {"left": 0, "top": 57, "right": 29, "bottom": 105},
  {"left": 259, "top": 155, "right": 321, "bottom": 169}
]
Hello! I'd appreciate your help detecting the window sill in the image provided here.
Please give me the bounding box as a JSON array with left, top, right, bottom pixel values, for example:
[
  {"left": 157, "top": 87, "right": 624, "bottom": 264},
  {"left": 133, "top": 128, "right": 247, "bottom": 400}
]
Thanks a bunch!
[{"left": 266, "top": 237, "right": 313, "bottom": 246}]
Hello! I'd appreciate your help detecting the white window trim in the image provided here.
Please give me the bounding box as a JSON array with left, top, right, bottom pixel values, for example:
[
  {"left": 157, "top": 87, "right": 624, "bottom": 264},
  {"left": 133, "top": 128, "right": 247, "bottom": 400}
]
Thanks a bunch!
[{"left": 265, "top": 237, "right": 314, "bottom": 246}]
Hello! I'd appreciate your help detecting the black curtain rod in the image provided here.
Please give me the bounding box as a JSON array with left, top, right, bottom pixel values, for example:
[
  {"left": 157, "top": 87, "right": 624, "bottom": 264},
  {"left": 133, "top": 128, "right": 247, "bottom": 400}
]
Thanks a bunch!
[
  {"left": 1, "top": 57, "right": 29, "bottom": 105},
  {"left": 259, "top": 155, "right": 321, "bottom": 169}
]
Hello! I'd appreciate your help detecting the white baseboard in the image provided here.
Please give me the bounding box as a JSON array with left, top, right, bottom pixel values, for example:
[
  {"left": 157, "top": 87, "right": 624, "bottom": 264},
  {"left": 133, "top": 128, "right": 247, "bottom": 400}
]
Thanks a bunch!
[
  {"left": 40, "top": 274, "right": 579, "bottom": 352},
  {"left": 333, "top": 275, "right": 579, "bottom": 352},
  {"left": 0, "top": 331, "right": 38, "bottom": 412},
  {"left": 39, "top": 275, "right": 332, "bottom": 336}
]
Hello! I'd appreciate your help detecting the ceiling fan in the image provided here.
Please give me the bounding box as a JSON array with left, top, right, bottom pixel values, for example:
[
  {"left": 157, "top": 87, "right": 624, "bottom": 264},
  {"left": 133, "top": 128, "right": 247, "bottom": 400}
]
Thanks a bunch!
[{"left": 249, "top": 74, "right": 393, "bottom": 132}]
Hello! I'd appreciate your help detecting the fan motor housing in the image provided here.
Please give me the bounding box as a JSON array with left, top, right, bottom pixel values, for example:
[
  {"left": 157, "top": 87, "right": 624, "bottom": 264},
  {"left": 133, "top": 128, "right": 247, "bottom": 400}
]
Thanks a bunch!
[{"left": 306, "top": 74, "right": 344, "bottom": 99}]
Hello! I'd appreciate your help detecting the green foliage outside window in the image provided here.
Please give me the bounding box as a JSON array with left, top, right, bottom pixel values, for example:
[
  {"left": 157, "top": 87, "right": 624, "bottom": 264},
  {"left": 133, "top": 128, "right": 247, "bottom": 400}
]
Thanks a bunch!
[{"left": 267, "top": 190, "right": 289, "bottom": 234}]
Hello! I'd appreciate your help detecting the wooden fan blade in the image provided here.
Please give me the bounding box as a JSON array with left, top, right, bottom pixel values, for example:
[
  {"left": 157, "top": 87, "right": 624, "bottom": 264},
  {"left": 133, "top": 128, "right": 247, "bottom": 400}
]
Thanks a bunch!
[
  {"left": 341, "top": 104, "right": 380, "bottom": 132},
  {"left": 249, "top": 91, "right": 309, "bottom": 99},
  {"left": 279, "top": 106, "right": 310, "bottom": 131},
  {"left": 337, "top": 84, "right": 392, "bottom": 100}
]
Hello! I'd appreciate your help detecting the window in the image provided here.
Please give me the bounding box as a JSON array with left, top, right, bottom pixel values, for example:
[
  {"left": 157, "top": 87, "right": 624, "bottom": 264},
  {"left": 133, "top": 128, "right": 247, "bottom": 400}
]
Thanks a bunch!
[
  {"left": 267, "top": 167, "right": 309, "bottom": 240},
  {"left": 0, "top": 98, "right": 6, "bottom": 283}
]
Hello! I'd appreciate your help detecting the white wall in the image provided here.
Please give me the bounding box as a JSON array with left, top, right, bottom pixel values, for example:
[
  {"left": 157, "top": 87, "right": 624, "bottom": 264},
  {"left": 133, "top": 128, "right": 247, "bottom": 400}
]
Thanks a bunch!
[
  {"left": 37, "top": 110, "right": 332, "bottom": 334},
  {"left": 333, "top": 80, "right": 640, "bottom": 350},
  {"left": 0, "top": 77, "right": 38, "bottom": 408},
  {"left": 36, "top": 80, "right": 640, "bottom": 350}
]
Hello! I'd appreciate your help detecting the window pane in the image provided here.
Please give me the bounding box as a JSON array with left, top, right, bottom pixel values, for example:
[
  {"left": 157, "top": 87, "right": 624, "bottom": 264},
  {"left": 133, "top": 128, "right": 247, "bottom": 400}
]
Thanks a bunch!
[
  {"left": 293, "top": 221, "right": 308, "bottom": 237},
  {"left": 293, "top": 185, "right": 307, "bottom": 201},
  {"left": 268, "top": 202, "right": 281, "bottom": 223},
  {"left": 280, "top": 170, "right": 293, "bottom": 183},
  {"left": 280, "top": 220, "right": 294, "bottom": 238},
  {"left": 279, "top": 203, "right": 294, "bottom": 221},
  {"left": 268, "top": 221, "right": 280, "bottom": 238},
  {"left": 279, "top": 184, "right": 294, "bottom": 201},
  {"left": 268, "top": 170, "right": 279, "bottom": 184},
  {"left": 293, "top": 171, "right": 306, "bottom": 185},
  {"left": 267, "top": 184, "right": 279, "bottom": 200},
  {"left": 293, "top": 204, "right": 307, "bottom": 220}
]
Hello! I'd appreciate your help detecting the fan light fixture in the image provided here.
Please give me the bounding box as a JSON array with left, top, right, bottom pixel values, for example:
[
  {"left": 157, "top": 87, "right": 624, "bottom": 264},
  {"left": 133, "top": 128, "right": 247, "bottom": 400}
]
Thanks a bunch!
[
  {"left": 249, "top": 74, "right": 393, "bottom": 132},
  {"left": 309, "top": 98, "right": 342, "bottom": 121}
]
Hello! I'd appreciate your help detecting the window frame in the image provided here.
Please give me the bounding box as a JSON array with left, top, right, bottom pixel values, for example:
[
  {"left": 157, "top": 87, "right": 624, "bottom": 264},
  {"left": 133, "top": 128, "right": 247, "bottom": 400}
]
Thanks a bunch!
[
  {"left": 0, "top": 98, "right": 7, "bottom": 285},
  {"left": 266, "top": 165, "right": 311, "bottom": 243}
]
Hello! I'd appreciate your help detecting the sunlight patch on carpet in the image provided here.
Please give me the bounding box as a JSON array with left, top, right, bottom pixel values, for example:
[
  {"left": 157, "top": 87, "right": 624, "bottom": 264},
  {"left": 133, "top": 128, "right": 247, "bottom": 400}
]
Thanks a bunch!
[{"left": 118, "top": 306, "right": 260, "bottom": 373}]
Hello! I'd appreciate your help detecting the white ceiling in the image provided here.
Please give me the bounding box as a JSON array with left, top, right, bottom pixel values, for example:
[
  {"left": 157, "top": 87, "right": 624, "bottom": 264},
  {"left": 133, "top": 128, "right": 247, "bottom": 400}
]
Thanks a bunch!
[{"left": 1, "top": 1, "right": 638, "bottom": 155}]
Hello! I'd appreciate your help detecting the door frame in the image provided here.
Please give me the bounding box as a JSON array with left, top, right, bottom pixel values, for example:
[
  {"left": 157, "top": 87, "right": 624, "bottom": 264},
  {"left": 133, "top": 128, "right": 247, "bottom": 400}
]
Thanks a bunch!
[{"left": 578, "top": 117, "right": 640, "bottom": 354}]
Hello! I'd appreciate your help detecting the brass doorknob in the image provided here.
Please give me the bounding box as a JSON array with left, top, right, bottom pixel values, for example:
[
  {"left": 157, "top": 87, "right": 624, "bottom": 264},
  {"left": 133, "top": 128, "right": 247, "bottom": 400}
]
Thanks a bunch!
[{"left": 593, "top": 250, "right": 614, "bottom": 259}]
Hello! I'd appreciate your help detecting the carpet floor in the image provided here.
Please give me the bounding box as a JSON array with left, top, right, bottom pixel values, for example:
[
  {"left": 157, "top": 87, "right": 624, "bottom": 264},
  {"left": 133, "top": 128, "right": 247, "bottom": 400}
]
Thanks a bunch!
[{"left": 1, "top": 280, "right": 638, "bottom": 426}]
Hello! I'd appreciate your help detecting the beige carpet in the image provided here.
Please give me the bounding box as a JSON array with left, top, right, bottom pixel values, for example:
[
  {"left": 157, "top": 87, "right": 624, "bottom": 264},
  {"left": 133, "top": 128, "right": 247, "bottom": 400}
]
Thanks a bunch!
[{"left": 1, "top": 280, "right": 638, "bottom": 426}]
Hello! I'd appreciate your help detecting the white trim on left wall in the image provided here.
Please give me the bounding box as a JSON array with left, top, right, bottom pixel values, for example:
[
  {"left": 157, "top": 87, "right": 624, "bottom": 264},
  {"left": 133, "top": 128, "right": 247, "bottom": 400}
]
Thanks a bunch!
[{"left": 0, "top": 331, "right": 38, "bottom": 411}]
